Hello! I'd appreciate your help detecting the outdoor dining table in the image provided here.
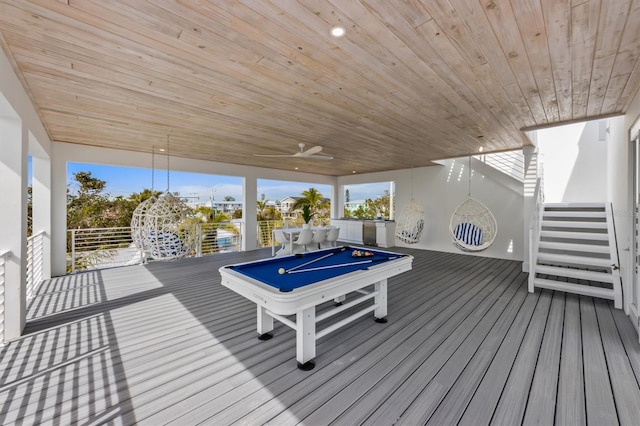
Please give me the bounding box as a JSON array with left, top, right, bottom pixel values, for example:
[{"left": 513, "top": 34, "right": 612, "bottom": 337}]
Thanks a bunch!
[{"left": 271, "top": 227, "right": 321, "bottom": 256}]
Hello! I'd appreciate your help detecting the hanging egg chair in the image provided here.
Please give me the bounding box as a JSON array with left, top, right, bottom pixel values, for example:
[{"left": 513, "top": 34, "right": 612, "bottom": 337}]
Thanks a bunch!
[
  {"left": 449, "top": 197, "right": 497, "bottom": 251},
  {"left": 130, "top": 196, "right": 157, "bottom": 253},
  {"left": 449, "top": 157, "right": 497, "bottom": 252},
  {"left": 395, "top": 198, "right": 425, "bottom": 244},
  {"left": 143, "top": 192, "right": 197, "bottom": 260}
]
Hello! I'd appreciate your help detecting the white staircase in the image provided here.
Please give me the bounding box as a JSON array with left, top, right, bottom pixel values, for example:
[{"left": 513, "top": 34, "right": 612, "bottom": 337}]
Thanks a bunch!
[{"left": 528, "top": 203, "right": 622, "bottom": 308}]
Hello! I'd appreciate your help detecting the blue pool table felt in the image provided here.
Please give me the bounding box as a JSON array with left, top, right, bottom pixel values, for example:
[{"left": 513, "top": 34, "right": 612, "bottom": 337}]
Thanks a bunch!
[{"left": 228, "top": 246, "right": 407, "bottom": 292}]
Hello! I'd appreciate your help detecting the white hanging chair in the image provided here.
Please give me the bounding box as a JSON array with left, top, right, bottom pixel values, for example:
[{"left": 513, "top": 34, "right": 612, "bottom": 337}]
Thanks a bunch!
[
  {"left": 395, "top": 198, "right": 425, "bottom": 244},
  {"left": 130, "top": 196, "right": 157, "bottom": 253},
  {"left": 142, "top": 193, "right": 197, "bottom": 261},
  {"left": 449, "top": 197, "right": 497, "bottom": 252}
]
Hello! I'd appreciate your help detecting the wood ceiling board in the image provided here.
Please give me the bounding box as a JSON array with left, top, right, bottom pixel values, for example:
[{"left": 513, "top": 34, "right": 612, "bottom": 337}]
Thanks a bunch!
[{"left": 0, "top": 0, "right": 638, "bottom": 176}]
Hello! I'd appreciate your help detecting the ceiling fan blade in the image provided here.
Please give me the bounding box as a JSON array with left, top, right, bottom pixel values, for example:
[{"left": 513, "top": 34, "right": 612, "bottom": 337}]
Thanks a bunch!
[
  {"left": 302, "top": 145, "right": 323, "bottom": 156},
  {"left": 307, "top": 154, "right": 334, "bottom": 160},
  {"left": 252, "top": 153, "right": 294, "bottom": 158}
]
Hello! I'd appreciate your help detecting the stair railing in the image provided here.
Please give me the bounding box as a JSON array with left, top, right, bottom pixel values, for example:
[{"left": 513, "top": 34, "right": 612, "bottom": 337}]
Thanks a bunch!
[
  {"left": 528, "top": 175, "right": 544, "bottom": 292},
  {"left": 605, "top": 203, "right": 623, "bottom": 308}
]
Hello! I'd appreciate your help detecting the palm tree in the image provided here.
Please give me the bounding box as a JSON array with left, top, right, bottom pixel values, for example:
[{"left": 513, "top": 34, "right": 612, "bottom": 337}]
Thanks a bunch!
[{"left": 291, "top": 188, "right": 330, "bottom": 223}]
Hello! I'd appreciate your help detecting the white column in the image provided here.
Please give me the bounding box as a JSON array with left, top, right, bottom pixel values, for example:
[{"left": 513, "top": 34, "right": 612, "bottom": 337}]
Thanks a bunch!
[
  {"left": 0, "top": 116, "right": 28, "bottom": 340},
  {"left": 522, "top": 144, "right": 538, "bottom": 273},
  {"left": 334, "top": 184, "right": 343, "bottom": 219},
  {"left": 243, "top": 176, "right": 258, "bottom": 251},
  {"left": 51, "top": 143, "right": 67, "bottom": 276},
  {"left": 32, "top": 154, "right": 51, "bottom": 279}
]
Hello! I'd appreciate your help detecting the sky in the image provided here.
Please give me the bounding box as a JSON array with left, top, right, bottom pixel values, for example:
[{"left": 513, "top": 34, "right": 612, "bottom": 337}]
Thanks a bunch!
[{"left": 65, "top": 162, "right": 393, "bottom": 203}]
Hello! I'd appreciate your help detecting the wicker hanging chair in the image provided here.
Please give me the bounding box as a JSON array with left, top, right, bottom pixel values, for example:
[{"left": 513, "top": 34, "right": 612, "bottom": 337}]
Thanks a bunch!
[
  {"left": 449, "top": 157, "right": 498, "bottom": 252},
  {"left": 143, "top": 192, "right": 197, "bottom": 260},
  {"left": 130, "top": 195, "right": 157, "bottom": 253},
  {"left": 395, "top": 198, "right": 425, "bottom": 244},
  {"left": 129, "top": 138, "right": 196, "bottom": 261}
]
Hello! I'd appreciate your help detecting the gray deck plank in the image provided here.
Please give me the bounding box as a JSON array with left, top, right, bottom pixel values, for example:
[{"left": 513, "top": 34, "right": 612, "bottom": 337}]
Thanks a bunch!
[
  {"left": 594, "top": 298, "right": 640, "bottom": 425},
  {"left": 346, "top": 262, "right": 523, "bottom": 426},
  {"left": 1, "top": 247, "right": 639, "bottom": 426},
  {"left": 456, "top": 290, "right": 546, "bottom": 426},
  {"left": 580, "top": 295, "right": 619, "bottom": 425},
  {"left": 555, "top": 293, "right": 586, "bottom": 425},
  {"left": 373, "top": 267, "right": 526, "bottom": 425},
  {"left": 488, "top": 290, "right": 553, "bottom": 426},
  {"left": 522, "top": 290, "right": 564, "bottom": 426}
]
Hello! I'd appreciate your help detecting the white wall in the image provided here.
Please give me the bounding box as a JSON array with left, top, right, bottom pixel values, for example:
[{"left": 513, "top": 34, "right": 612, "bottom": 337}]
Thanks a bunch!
[
  {"left": 338, "top": 158, "right": 525, "bottom": 261},
  {"left": 608, "top": 89, "right": 640, "bottom": 317},
  {"left": 537, "top": 120, "right": 608, "bottom": 203}
]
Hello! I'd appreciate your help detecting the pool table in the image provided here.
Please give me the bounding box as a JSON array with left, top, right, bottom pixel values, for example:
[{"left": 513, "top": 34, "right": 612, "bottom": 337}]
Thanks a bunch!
[{"left": 219, "top": 246, "right": 413, "bottom": 370}]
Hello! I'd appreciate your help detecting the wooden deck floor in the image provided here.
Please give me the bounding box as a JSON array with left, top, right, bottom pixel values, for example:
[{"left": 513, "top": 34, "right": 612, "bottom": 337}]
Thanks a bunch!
[{"left": 1, "top": 247, "right": 639, "bottom": 425}]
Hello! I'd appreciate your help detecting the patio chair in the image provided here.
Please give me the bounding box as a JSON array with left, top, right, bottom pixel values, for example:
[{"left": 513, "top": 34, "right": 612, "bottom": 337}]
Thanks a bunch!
[
  {"left": 291, "top": 228, "right": 314, "bottom": 254},
  {"left": 310, "top": 228, "right": 328, "bottom": 251}
]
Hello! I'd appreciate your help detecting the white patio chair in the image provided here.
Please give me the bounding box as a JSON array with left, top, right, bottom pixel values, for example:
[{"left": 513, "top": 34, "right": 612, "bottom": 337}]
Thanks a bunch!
[
  {"left": 320, "top": 227, "right": 340, "bottom": 249},
  {"left": 291, "top": 228, "right": 314, "bottom": 253},
  {"left": 310, "top": 228, "right": 328, "bottom": 251}
]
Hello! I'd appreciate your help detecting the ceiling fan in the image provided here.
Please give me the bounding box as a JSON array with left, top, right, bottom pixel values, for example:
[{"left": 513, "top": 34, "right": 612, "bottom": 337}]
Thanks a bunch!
[{"left": 253, "top": 143, "right": 333, "bottom": 160}]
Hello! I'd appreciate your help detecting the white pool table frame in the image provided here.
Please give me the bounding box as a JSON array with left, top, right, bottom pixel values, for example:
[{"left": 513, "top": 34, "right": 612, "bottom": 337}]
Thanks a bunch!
[{"left": 219, "top": 247, "right": 413, "bottom": 370}]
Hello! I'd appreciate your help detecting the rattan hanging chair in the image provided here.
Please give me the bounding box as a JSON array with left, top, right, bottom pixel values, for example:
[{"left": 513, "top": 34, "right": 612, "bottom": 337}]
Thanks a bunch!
[
  {"left": 449, "top": 197, "right": 497, "bottom": 252},
  {"left": 395, "top": 198, "right": 425, "bottom": 244},
  {"left": 131, "top": 195, "right": 157, "bottom": 253},
  {"left": 143, "top": 192, "right": 197, "bottom": 260},
  {"left": 129, "top": 138, "right": 196, "bottom": 261},
  {"left": 449, "top": 157, "right": 497, "bottom": 251}
]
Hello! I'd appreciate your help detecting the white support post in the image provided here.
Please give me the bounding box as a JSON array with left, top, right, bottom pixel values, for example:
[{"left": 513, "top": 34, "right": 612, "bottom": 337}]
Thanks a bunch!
[
  {"left": 242, "top": 177, "right": 258, "bottom": 251},
  {"left": 0, "top": 114, "right": 28, "bottom": 340},
  {"left": 256, "top": 305, "right": 273, "bottom": 337},
  {"left": 374, "top": 279, "right": 388, "bottom": 320},
  {"left": 296, "top": 307, "right": 316, "bottom": 368}
]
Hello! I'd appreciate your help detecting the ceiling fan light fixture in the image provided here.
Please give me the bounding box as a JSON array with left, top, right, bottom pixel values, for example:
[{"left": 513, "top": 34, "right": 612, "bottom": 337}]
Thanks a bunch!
[{"left": 330, "top": 26, "right": 346, "bottom": 38}]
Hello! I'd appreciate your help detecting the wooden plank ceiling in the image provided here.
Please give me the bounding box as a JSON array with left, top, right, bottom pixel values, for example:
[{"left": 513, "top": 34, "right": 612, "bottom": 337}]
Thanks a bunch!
[{"left": 1, "top": 0, "right": 639, "bottom": 176}]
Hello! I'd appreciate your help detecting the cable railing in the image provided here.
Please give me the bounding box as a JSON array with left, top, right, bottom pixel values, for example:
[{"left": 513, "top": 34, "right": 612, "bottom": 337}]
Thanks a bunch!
[
  {"left": 68, "top": 222, "right": 243, "bottom": 273},
  {"left": 0, "top": 249, "right": 9, "bottom": 346},
  {"left": 474, "top": 150, "right": 525, "bottom": 182},
  {"left": 26, "top": 231, "right": 45, "bottom": 301}
]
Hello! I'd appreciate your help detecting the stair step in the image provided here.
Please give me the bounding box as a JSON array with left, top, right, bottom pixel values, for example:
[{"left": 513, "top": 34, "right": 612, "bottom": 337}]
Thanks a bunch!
[
  {"left": 533, "top": 278, "right": 617, "bottom": 301},
  {"left": 539, "top": 230, "right": 608, "bottom": 240},
  {"left": 535, "top": 265, "right": 613, "bottom": 283},
  {"left": 538, "top": 241, "right": 610, "bottom": 254},
  {"left": 541, "top": 220, "right": 608, "bottom": 229},
  {"left": 537, "top": 252, "right": 613, "bottom": 268},
  {"left": 544, "top": 203, "right": 605, "bottom": 209},
  {"left": 543, "top": 210, "right": 606, "bottom": 219}
]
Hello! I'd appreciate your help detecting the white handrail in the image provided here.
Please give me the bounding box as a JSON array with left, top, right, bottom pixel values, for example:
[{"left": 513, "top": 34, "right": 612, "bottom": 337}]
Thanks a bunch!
[
  {"left": 528, "top": 157, "right": 544, "bottom": 292},
  {"left": 27, "top": 231, "right": 45, "bottom": 301},
  {"left": 0, "top": 250, "right": 10, "bottom": 346}
]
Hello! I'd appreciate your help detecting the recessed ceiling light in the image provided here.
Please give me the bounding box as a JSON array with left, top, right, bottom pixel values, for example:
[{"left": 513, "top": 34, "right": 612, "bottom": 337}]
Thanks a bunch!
[
  {"left": 158, "top": 148, "right": 165, "bottom": 152},
  {"left": 294, "top": 167, "right": 299, "bottom": 170},
  {"left": 478, "top": 146, "right": 484, "bottom": 152},
  {"left": 352, "top": 170, "right": 356, "bottom": 174},
  {"left": 330, "top": 26, "right": 346, "bottom": 38}
]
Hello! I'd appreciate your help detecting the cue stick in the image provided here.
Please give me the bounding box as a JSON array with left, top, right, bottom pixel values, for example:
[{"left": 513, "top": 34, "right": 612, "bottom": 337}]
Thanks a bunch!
[
  {"left": 284, "top": 247, "right": 346, "bottom": 273},
  {"left": 287, "top": 257, "right": 398, "bottom": 274}
]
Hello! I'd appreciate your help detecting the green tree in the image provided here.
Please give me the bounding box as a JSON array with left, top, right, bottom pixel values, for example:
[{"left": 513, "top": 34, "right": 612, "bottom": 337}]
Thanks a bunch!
[{"left": 291, "top": 188, "right": 330, "bottom": 224}]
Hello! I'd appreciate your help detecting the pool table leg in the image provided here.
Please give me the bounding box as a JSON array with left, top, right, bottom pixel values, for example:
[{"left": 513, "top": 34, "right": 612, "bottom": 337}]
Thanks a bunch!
[
  {"left": 374, "top": 279, "right": 388, "bottom": 323},
  {"left": 296, "top": 307, "right": 316, "bottom": 370},
  {"left": 257, "top": 305, "right": 274, "bottom": 340}
]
